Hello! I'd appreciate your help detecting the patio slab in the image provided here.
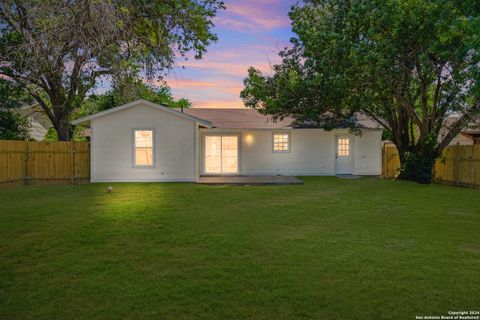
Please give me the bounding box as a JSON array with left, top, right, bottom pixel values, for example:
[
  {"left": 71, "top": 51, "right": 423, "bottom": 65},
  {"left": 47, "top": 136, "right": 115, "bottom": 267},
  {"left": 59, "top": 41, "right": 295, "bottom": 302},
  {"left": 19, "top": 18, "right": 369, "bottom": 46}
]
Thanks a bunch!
[{"left": 197, "top": 175, "right": 303, "bottom": 185}]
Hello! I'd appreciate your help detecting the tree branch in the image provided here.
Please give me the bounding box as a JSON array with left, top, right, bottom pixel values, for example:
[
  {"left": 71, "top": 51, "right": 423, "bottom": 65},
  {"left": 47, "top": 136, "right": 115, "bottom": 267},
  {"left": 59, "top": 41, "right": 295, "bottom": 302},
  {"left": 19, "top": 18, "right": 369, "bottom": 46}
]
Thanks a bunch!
[
  {"left": 437, "top": 102, "right": 480, "bottom": 152},
  {"left": 24, "top": 87, "right": 56, "bottom": 125},
  {"left": 360, "top": 107, "right": 391, "bottom": 131}
]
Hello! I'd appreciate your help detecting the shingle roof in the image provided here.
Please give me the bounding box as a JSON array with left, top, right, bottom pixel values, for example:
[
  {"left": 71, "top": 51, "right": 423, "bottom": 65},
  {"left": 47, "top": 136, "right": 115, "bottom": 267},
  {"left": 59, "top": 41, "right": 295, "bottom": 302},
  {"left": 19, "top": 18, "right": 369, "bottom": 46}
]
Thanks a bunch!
[
  {"left": 183, "top": 108, "right": 294, "bottom": 129},
  {"left": 183, "top": 108, "right": 382, "bottom": 129},
  {"left": 71, "top": 99, "right": 212, "bottom": 127}
]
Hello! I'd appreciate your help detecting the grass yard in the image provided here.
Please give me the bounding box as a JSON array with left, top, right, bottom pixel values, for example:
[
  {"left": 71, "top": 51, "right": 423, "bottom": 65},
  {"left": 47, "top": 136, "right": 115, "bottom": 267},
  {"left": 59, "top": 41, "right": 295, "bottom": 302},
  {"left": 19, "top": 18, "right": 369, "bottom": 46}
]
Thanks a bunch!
[{"left": 1, "top": 177, "right": 479, "bottom": 319}]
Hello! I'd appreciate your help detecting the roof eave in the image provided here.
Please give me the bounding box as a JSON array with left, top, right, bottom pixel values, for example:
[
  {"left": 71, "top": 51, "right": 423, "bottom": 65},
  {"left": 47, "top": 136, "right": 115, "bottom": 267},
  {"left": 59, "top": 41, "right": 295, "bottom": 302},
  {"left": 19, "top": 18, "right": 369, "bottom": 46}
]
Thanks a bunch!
[{"left": 71, "top": 99, "right": 212, "bottom": 128}]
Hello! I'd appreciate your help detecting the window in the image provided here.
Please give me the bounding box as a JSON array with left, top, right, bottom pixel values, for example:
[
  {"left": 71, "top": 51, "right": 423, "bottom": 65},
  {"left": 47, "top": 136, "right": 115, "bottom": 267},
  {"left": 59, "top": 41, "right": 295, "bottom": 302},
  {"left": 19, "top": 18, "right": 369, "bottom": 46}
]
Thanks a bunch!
[
  {"left": 273, "top": 133, "right": 290, "bottom": 152},
  {"left": 133, "top": 129, "right": 155, "bottom": 167},
  {"left": 337, "top": 138, "right": 350, "bottom": 157},
  {"left": 204, "top": 135, "right": 238, "bottom": 173}
]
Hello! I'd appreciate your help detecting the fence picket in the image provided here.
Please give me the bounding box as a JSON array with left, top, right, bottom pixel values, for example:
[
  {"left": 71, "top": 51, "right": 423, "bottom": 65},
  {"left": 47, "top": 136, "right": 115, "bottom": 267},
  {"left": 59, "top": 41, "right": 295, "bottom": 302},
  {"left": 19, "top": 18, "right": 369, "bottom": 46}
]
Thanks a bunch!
[
  {"left": 382, "top": 143, "right": 480, "bottom": 189},
  {"left": 1, "top": 140, "right": 478, "bottom": 189},
  {"left": 0, "top": 140, "right": 90, "bottom": 187}
]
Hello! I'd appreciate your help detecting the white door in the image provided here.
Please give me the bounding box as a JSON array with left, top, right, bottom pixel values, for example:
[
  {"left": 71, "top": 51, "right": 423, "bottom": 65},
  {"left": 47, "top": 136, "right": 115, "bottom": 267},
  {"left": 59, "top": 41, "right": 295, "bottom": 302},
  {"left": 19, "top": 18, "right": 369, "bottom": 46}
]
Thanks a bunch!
[
  {"left": 204, "top": 135, "right": 239, "bottom": 174},
  {"left": 335, "top": 136, "right": 352, "bottom": 174}
]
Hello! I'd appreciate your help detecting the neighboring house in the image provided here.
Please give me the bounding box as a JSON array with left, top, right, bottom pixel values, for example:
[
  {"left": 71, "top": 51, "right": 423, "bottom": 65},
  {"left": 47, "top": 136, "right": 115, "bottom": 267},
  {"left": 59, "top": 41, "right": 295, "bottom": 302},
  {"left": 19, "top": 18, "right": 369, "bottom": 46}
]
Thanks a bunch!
[
  {"left": 72, "top": 99, "right": 383, "bottom": 182},
  {"left": 459, "top": 130, "right": 480, "bottom": 144},
  {"left": 16, "top": 104, "right": 51, "bottom": 141},
  {"left": 440, "top": 115, "right": 480, "bottom": 146}
]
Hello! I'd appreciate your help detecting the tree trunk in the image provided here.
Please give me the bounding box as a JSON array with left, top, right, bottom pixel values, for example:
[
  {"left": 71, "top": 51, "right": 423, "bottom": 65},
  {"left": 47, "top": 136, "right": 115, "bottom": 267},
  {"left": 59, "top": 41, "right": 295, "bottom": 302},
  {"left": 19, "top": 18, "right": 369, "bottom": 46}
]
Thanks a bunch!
[{"left": 54, "top": 117, "right": 72, "bottom": 141}]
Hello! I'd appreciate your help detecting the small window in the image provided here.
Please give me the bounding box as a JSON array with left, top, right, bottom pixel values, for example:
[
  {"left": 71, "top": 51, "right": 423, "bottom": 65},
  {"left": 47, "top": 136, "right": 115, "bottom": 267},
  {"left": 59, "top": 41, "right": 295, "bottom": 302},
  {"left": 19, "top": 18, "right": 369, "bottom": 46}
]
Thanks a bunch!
[
  {"left": 337, "top": 138, "right": 350, "bottom": 157},
  {"left": 133, "top": 129, "right": 155, "bottom": 167},
  {"left": 273, "top": 133, "right": 290, "bottom": 152}
]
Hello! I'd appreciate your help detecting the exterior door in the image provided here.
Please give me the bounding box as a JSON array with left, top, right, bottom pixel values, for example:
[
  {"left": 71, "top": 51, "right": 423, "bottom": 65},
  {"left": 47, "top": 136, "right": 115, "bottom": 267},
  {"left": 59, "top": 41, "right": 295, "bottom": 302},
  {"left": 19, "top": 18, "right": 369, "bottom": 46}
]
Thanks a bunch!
[
  {"left": 204, "top": 135, "right": 239, "bottom": 174},
  {"left": 335, "top": 136, "right": 352, "bottom": 174}
]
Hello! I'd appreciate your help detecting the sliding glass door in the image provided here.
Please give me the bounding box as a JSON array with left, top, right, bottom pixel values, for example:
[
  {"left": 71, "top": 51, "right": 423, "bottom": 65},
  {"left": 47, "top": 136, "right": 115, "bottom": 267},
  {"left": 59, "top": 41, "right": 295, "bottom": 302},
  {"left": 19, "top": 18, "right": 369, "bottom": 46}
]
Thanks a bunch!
[{"left": 204, "top": 135, "right": 238, "bottom": 174}]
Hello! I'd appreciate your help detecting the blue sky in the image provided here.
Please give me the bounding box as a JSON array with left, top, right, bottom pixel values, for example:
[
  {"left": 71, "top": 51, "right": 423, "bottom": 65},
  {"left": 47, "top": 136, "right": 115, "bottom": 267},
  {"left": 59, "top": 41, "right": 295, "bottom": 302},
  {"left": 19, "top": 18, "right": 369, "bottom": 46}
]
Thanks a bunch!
[{"left": 164, "top": 0, "right": 297, "bottom": 108}]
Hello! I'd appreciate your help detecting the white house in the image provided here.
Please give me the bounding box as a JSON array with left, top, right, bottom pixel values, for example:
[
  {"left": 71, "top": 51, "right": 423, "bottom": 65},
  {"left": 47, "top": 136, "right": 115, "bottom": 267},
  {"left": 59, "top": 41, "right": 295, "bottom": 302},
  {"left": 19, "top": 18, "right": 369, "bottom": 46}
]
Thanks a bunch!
[
  {"left": 13, "top": 104, "right": 51, "bottom": 141},
  {"left": 72, "top": 99, "right": 383, "bottom": 182}
]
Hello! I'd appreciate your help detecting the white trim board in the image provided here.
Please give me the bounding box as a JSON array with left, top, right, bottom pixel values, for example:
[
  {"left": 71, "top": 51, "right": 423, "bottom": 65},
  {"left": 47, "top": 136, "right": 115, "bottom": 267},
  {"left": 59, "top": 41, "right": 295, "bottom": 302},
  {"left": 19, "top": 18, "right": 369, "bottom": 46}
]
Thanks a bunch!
[{"left": 72, "top": 99, "right": 212, "bottom": 128}]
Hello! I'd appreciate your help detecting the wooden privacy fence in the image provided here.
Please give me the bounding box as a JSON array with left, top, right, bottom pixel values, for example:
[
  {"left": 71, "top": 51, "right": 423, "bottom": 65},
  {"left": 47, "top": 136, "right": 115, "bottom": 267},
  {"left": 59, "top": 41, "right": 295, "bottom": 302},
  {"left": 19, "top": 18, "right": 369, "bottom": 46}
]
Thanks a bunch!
[
  {"left": 0, "top": 140, "right": 90, "bottom": 188},
  {"left": 1, "top": 139, "right": 478, "bottom": 189},
  {"left": 382, "top": 143, "right": 480, "bottom": 189}
]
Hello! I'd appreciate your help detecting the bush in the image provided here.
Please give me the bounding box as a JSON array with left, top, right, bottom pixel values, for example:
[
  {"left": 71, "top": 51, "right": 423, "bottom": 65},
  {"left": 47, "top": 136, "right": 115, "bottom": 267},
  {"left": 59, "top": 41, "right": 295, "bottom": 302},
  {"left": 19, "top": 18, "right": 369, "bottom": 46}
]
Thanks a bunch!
[
  {"left": 398, "top": 152, "right": 437, "bottom": 184},
  {"left": 0, "top": 109, "right": 30, "bottom": 140}
]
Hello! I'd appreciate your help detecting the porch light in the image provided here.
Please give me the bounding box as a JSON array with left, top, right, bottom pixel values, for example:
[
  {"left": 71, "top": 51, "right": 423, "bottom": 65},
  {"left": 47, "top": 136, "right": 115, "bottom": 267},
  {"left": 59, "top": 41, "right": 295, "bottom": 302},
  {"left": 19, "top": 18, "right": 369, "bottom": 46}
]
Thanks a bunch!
[{"left": 245, "top": 134, "right": 254, "bottom": 145}]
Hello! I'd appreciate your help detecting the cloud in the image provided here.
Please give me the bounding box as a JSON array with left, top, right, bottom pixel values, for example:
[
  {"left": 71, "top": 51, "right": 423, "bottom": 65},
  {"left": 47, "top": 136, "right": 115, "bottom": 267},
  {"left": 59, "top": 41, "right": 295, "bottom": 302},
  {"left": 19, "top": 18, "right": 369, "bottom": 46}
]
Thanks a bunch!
[
  {"left": 157, "top": 0, "right": 295, "bottom": 108},
  {"left": 216, "top": 1, "right": 292, "bottom": 31},
  {"left": 168, "top": 79, "right": 218, "bottom": 88},
  {"left": 163, "top": 46, "right": 285, "bottom": 108},
  {"left": 173, "top": 47, "right": 283, "bottom": 78},
  {"left": 193, "top": 99, "right": 245, "bottom": 109}
]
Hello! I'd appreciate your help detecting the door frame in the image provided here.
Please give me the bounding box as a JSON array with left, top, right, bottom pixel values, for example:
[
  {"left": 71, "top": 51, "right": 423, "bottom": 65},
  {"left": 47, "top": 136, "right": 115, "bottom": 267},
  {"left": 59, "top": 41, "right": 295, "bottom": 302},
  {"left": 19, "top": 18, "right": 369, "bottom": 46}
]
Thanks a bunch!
[
  {"left": 200, "top": 132, "right": 242, "bottom": 176},
  {"left": 335, "top": 134, "right": 353, "bottom": 174}
]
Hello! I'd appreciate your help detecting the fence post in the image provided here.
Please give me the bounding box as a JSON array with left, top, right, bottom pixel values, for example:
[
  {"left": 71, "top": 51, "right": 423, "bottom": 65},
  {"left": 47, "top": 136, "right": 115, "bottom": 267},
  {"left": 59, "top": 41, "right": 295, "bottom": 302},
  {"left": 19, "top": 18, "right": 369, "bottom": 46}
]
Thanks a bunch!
[
  {"left": 455, "top": 143, "right": 460, "bottom": 186},
  {"left": 381, "top": 144, "right": 385, "bottom": 178},
  {"left": 23, "top": 140, "right": 29, "bottom": 185},
  {"left": 70, "top": 141, "right": 75, "bottom": 185}
]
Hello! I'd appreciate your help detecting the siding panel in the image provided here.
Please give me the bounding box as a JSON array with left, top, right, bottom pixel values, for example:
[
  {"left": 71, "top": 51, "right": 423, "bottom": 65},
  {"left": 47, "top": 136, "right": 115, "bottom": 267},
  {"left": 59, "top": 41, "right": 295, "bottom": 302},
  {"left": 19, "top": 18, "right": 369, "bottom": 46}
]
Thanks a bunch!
[{"left": 91, "top": 103, "right": 196, "bottom": 182}]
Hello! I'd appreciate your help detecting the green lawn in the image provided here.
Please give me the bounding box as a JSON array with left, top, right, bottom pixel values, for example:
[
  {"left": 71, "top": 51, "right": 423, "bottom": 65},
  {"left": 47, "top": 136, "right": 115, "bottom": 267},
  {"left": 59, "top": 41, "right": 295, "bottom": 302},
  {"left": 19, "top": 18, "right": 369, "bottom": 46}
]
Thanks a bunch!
[{"left": 1, "top": 177, "right": 479, "bottom": 319}]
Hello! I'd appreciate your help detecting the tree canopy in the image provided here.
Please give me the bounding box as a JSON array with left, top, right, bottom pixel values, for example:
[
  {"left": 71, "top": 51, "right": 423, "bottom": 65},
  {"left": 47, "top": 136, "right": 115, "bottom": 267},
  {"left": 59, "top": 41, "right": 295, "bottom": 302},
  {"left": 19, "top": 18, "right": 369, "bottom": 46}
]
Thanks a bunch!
[
  {"left": 241, "top": 0, "right": 480, "bottom": 183},
  {"left": 0, "top": 0, "right": 224, "bottom": 140},
  {"left": 78, "top": 79, "right": 191, "bottom": 119},
  {"left": 0, "top": 79, "right": 31, "bottom": 140}
]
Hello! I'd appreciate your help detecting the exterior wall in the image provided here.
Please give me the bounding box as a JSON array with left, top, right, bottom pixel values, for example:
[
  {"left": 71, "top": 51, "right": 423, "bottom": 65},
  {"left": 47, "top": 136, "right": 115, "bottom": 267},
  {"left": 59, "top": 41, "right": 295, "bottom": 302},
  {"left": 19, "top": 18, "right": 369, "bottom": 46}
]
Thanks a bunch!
[
  {"left": 448, "top": 133, "right": 474, "bottom": 146},
  {"left": 27, "top": 118, "right": 48, "bottom": 141},
  {"left": 91, "top": 103, "right": 197, "bottom": 182},
  {"left": 199, "top": 128, "right": 383, "bottom": 176},
  {"left": 352, "top": 130, "right": 383, "bottom": 175}
]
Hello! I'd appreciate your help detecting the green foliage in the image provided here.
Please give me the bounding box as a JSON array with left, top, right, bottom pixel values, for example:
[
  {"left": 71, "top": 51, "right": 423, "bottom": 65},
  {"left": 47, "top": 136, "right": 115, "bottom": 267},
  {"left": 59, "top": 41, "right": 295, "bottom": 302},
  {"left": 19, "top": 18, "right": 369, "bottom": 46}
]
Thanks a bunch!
[
  {"left": 0, "top": 79, "right": 32, "bottom": 140},
  {"left": 0, "top": 79, "right": 34, "bottom": 109},
  {"left": 241, "top": 0, "right": 480, "bottom": 183},
  {"left": 0, "top": 109, "right": 30, "bottom": 140},
  {"left": 44, "top": 126, "right": 89, "bottom": 142},
  {"left": 0, "top": 0, "right": 224, "bottom": 140},
  {"left": 76, "top": 80, "right": 191, "bottom": 118},
  {"left": 398, "top": 152, "right": 437, "bottom": 184},
  {"left": 43, "top": 127, "right": 58, "bottom": 142}
]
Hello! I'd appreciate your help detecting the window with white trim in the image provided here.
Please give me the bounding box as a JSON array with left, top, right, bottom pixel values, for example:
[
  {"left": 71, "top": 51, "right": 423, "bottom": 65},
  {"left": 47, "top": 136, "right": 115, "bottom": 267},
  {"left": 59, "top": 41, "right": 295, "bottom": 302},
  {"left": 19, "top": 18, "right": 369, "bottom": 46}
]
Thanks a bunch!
[
  {"left": 273, "top": 133, "right": 290, "bottom": 152},
  {"left": 133, "top": 129, "right": 155, "bottom": 167}
]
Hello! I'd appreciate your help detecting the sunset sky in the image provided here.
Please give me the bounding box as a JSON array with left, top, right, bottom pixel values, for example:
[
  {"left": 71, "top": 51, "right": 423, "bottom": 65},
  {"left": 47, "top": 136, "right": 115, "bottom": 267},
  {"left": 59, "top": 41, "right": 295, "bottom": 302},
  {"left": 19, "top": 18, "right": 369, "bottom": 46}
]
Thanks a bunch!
[{"left": 165, "top": 0, "right": 296, "bottom": 108}]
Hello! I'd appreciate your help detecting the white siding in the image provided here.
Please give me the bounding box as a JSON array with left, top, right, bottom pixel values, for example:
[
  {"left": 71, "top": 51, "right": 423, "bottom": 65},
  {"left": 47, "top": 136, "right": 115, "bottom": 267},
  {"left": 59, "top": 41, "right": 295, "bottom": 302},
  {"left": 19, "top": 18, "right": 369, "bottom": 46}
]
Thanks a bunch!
[
  {"left": 352, "top": 130, "right": 383, "bottom": 175},
  {"left": 91, "top": 103, "right": 196, "bottom": 182},
  {"left": 89, "top": 102, "right": 382, "bottom": 181},
  {"left": 242, "top": 129, "right": 335, "bottom": 175},
  {"left": 199, "top": 128, "right": 382, "bottom": 176}
]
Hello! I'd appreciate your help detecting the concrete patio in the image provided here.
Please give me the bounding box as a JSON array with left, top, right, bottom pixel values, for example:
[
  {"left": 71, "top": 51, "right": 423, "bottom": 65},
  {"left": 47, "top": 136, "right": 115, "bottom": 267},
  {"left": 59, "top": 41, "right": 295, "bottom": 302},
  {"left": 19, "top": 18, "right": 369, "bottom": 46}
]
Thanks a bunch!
[{"left": 196, "top": 175, "right": 303, "bottom": 185}]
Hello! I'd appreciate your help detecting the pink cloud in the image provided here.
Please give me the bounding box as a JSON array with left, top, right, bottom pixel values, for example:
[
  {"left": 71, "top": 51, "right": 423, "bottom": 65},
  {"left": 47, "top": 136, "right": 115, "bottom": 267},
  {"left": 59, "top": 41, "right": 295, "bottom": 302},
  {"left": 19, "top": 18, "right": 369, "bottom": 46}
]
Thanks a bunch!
[
  {"left": 193, "top": 99, "right": 245, "bottom": 109},
  {"left": 173, "top": 48, "right": 282, "bottom": 79},
  {"left": 154, "top": 1, "right": 295, "bottom": 108},
  {"left": 168, "top": 79, "right": 217, "bottom": 88},
  {"left": 167, "top": 78, "right": 242, "bottom": 95},
  {"left": 178, "top": 61, "right": 272, "bottom": 77},
  {"left": 163, "top": 46, "right": 286, "bottom": 108},
  {"left": 216, "top": 1, "right": 291, "bottom": 31}
]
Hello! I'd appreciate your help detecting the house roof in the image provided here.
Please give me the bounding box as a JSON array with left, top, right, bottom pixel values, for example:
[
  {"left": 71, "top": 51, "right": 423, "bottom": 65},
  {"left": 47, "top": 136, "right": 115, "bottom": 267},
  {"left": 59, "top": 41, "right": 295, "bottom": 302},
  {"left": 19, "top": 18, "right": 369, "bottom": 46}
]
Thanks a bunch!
[
  {"left": 183, "top": 108, "right": 382, "bottom": 130},
  {"left": 71, "top": 99, "right": 212, "bottom": 128},
  {"left": 183, "top": 108, "right": 295, "bottom": 129},
  {"left": 70, "top": 99, "right": 382, "bottom": 130}
]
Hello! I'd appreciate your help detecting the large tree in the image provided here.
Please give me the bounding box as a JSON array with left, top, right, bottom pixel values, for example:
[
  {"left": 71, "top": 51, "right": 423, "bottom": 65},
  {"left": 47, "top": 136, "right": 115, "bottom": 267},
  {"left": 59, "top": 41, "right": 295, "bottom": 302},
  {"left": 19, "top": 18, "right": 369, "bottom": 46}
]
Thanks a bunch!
[
  {"left": 0, "top": 109, "right": 30, "bottom": 140},
  {"left": 241, "top": 0, "right": 480, "bottom": 183},
  {"left": 78, "top": 79, "right": 191, "bottom": 118},
  {"left": 0, "top": 79, "right": 32, "bottom": 140},
  {"left": 0, "top": 0, "right": 224, "bottom": 140}
]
